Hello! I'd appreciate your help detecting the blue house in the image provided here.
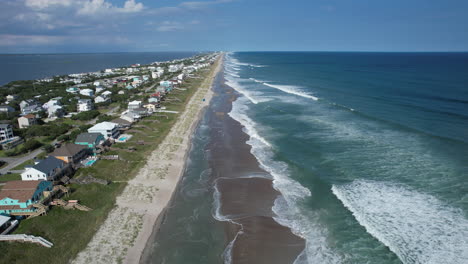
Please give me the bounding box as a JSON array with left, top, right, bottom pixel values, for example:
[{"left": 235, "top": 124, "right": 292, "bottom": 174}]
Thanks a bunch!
[
  {"left": 0, "top": 180, "right": 53, "bottom": 216},
  {"left": 125, "top": 84, "right": 134, "bottom": 90},
  {"left": 75, "top": 132, "right": 105, "bottom": 155}
]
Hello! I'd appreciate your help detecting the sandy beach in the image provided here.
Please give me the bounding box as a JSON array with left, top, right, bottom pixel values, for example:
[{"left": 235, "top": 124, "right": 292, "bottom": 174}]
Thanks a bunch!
[
  {"left": 207, "top": 76, "right": 305, "bottom": 263},
  {"left": 72, "top": 55, "right": 223, "bottom": 264}
]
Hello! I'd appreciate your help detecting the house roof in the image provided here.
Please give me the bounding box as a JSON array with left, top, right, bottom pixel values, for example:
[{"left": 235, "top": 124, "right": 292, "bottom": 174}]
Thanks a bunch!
[
  {"left": 75, "top": 133, "right": 103, "bottom": 144},
  {"left": 0, "top": 215, "right": 10, "bottom": 226},
  {"left": 0, "top": 180, "right": 42, "bottom": 202},
  {"left": 50, "top": 143, "right": 87, "bottom": 157},
  {"left": 112, "top": 118, "right": 132, "bottom": 126},
  {"left": 88, "top": 122, "right": 118, "bottom": 131},
  {"left": 0, "top": 124, "right": 11, "bottom": 128},
  {"left": 31, "top": 156, "right": 64, "bottom": 174},
  {"left": 21, "top": 114, "right": 36, "bottom": 119}
]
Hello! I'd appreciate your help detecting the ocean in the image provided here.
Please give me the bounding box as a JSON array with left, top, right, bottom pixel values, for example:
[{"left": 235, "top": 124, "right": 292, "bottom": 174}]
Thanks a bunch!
[
  {"left": 0, "top": 52, "right": 197, "bottom": 85},
  {"left": 145, "top": 52, "right": 468, "bottom": 264}
]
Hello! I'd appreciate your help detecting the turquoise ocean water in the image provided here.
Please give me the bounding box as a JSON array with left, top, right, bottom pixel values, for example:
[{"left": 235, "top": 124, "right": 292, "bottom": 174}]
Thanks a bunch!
[
  {"left": 149, "top": 52, "right": 468, "bottom": 264},
  {"left": 225, "top": 52, "right": 468, "bottom": 263}
]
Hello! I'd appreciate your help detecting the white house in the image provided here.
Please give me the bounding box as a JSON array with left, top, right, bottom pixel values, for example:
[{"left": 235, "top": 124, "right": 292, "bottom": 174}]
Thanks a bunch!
[
  {"left": 6, "top": 95, "right": 18, "bottom": 102},
  {"left": 18, "top": 114, "right": 37, "bottom": 129},
  {"left": 79, "top": 88, "right": 94, "bottom": 97},
  {"left": 95, "top": 86, "right": 105, "bottom": 94},
  {"left": 94, "top": 91, "right": 111, "bottom": 104},
  {"left": 0, "top": 124, "right": 14, "bottom": 142},
  {"left": 77, "top": 99, "right": 93, "bottom": 112},
  {"left": 88, "top": 122, "right": 120, "bottom": 140},
  {"left": 93, "top": 81, "right": 101, "bottom": 86},
  {"left": 47, "top": 105, "right": 64, "bottom": 118},
  {"left": 128, "top": 100, "right": 142, "bottom": 110},
  {"left": 21, "top": 156, "right": 65, "bottom": 181}
]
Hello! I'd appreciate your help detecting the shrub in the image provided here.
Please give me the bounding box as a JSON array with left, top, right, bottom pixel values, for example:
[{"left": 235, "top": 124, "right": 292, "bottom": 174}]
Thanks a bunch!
[{"left": 71, "top": 110, "right": 100, "bottom": 121}]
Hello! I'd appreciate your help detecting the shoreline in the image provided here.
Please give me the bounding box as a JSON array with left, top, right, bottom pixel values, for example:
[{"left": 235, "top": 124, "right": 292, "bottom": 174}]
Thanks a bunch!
[
  {"left": 72, "top": 55, "right": 223, "bottom": 264},
  {"left": 207, "top": 74, "right": 305, "bottom": 263}
]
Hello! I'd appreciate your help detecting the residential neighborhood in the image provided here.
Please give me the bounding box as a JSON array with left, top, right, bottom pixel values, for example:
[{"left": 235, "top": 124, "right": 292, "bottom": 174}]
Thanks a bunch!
[{"left": 0, "top": 53, "right": 218, "bottom": 249}]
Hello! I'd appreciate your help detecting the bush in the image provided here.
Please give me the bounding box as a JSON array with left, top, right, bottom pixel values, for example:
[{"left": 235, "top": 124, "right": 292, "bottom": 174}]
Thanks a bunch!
[
  {"left": 5, "top": 139, "right": 42, "bottom": 156},
  {"left": 42, "top": 144, "right": 55, "bottom": 153},
  {"left": 71, "top": 110, "right": 100, "bottom": 121},
  {"left": 57, "top": 134, "right": 70, "bottom": 142},
  {"left": 97, "top": 114, "right": 113, "bottom": 122},
  {"left": 25, "top": 123, "right": 71, "bottom": 140}
]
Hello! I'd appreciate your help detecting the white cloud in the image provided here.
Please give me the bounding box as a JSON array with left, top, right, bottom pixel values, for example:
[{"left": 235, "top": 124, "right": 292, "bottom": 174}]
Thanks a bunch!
[
  {"left": 123, "top": 0, "right": 144, "bottom": 13},
  {"left": 0, "top": 34, "right": 66, "bottom": 46},
  {"left": 156, "top": 21, "right": 184, "bottom": 32},
  {"left": 25, "top": 0, "right": 74, "bottom": 9},
  {"left": 77, "top": 0, "right": 144, "bottom": 16}
]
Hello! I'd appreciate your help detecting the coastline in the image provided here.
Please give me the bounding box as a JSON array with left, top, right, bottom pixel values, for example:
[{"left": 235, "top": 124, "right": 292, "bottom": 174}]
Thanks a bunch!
[
  {"left": 206, "top": 76, "right": 306, "bottom": 263},
  {"left": 72, "top": 55, "right": 223, "bottom": 264}
]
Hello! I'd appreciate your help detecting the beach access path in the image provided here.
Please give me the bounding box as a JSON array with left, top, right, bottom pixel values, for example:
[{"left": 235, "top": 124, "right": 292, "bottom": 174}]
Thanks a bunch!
[{"left": 72, "top": 55, "right": 222, "bottom": 264}]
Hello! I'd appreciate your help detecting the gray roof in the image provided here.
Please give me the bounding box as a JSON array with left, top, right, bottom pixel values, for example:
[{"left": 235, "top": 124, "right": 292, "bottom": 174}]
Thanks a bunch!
[
  {"left": 33, "top": 156, "right": 63, "bottom": 174},
  {"left": 0, "top": 124, "right": 11, "bottom": 129},
  {"left": 75, "top": 132, "right": 103, "bottom": 144}
]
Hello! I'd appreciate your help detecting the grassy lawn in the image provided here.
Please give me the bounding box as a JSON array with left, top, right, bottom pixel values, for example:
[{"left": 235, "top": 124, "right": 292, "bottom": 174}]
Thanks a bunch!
[
  {"left": 0, "top": 173, "right": 21, "bottom": 182},
  {"left": 12, "top": 159, "right": 35, "bottom": 171},
  {"left": 0, "top": 60, "right": 219, "bottom": 264}
]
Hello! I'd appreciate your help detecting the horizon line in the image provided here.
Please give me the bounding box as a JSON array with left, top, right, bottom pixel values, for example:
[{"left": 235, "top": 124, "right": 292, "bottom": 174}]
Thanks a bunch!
[{"left": 1, "top": 50, "right": 468, "bottom": 55}]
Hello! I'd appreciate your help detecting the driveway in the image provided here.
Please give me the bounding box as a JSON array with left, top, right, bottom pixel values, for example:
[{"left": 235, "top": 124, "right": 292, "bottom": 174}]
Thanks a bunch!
[{"left": 0, "top": 148, "right": 43, "bottom": 175}]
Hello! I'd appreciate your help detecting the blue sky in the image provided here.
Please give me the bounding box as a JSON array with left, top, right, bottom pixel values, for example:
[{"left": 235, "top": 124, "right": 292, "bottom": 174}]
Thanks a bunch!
[{"left": 1, "top": 0, "right": 467, "bottom": 53}]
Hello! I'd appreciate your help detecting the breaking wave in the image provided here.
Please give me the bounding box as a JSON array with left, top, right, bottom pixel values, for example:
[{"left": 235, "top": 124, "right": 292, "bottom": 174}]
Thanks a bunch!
[{"left": 332, "top": 180, "right": 468, "bottom": 264}]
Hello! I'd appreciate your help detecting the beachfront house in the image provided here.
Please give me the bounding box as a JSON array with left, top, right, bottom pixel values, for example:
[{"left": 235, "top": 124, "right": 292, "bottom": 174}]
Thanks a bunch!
[
  {"left": 18, "top": 114, "right": 37, "bottom": 128},
  {"left": 75, "top": 133, "right": 105, "bottom": 155},
  {"left": 21, "top": 156, "right": 65, "bottom": 181},
  {"left": 77, "top": 99, "right": 93, "bottom": 112},
  {"left": 0, "top": 124, "right": 14, "bottom": 142},
  {"left": 0, "top": 180, "right": 53, "bottom": 216},
  {"left": 87, "top": 122, "right": 120, "bottom": 140},
  {"left": 50, "top": 143, "right": 88, "bottom": 166}
]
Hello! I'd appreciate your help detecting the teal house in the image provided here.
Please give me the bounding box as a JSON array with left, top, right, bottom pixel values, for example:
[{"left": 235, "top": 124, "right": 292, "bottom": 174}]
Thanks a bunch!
[
  {"left": 126, "top": 84, "right": 134, "bottom": 90},
  {"left": 0, "top": 180, "right": 53, "bottom": 216},
  {"left": 159, "top": 81, "right": 172, "bottom": 88},
  {"left": 75, "top": 132, "right": 105, "bottom": 155}
]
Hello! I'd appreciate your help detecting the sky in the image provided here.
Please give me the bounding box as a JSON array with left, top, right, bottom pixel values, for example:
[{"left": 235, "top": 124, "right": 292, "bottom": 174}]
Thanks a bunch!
[{"left": 0, "top": 0, "right": 467, "bottom": 53}]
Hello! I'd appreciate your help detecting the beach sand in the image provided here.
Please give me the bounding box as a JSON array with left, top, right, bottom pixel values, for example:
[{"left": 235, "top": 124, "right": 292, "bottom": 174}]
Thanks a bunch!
[
  {"left": 71, "top": 55, "right": 223, "bottom": 264},
  {"left": 207, "top": 76, "right": 306, "bottom": 263}
]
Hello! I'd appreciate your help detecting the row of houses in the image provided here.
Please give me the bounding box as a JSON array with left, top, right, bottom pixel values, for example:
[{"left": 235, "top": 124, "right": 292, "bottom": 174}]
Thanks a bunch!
[{"left": 0, "top": 52, "right": 219, "bottom": 219}]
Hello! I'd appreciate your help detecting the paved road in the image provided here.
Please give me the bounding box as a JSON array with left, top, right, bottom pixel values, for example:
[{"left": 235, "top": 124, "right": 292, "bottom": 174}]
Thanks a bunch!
[{"left": 0, "top": 148, "right": 43, "bottom": 175}]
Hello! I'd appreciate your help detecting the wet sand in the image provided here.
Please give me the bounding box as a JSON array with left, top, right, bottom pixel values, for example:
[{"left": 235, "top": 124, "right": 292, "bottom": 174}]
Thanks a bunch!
[{"left": 208, "top": 76, "right": 305, "bottom": 263}]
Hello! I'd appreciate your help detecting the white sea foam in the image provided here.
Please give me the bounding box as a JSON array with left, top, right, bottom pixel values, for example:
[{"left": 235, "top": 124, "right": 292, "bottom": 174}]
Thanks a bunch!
[
  {"left": 228, "top": 56, "right": 266, "bottom": 68},
  {"left": 261, "top": 82, "right": 319, "bottom": 101},
  {"left": 212, "top": 180, "right": 244, "bottom": 264},
  {"left": 332, "top": 180, "right": 468, "bottom": 264},
  {"left": 227, "top": 96, "right": 343, "bottom": 263},
  {"left": 249, "top": 77, "right": 267, "bottom": 83},
  {"left": 224, "top": 78, "right": 265, "bottom": 104}
]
